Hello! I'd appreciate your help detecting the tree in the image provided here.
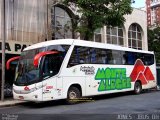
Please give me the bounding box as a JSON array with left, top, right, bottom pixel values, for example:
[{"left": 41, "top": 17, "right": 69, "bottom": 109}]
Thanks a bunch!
[
  {"left": 148, "top": 27, "right": 160, "bottom": 64},
  {"left": 63, "top": 0, "right": 133, "bottom": 40}
]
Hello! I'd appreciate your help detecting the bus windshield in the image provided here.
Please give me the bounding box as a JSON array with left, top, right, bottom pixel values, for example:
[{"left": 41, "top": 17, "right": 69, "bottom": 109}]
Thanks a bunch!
[
  {"left": 14, "top": 45, "right": 70, "bottom": 86},
  {"left": 14, "top": 47, "right": 45, "bottom": 86}
]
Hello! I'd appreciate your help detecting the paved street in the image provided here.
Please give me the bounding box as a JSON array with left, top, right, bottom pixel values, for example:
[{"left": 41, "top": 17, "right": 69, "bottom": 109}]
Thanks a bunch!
[{"left": 0, "top": 90, "right": 160, "bottom": 120}]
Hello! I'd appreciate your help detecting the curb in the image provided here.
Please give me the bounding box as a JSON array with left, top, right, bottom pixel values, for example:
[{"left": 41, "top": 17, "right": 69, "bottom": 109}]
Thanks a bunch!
[{"left": 0, "top": 101, "right": 27, "bottom": 107}]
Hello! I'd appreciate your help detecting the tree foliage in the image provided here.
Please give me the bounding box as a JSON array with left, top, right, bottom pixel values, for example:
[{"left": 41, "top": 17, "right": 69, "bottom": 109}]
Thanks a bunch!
[
  {"left": 63, "top": 0, "right": 133, "bottom": 40},
  {"left": 148, "top": 27, "right": 160, "bottom": 64}
]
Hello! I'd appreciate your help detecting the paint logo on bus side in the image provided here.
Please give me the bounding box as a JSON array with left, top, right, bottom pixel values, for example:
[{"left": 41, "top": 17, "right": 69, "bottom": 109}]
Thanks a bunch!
[
  {"left": 80, "top": 66, "right": 95, "bottom": 75},
  {"left": 95, "top": 59, "right": 155, "bottom": 92},
  {"left": 130, "top": 59, "right": 155, "bottom": 85},
  {"left": 95, "top": 68, "right": 131, "bottom": 91}
]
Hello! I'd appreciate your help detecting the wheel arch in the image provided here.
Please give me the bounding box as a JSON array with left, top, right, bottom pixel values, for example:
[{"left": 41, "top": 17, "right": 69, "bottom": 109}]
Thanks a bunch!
[
  {"left": 63, "top": 83, "right": 83, "bottom": 99},
  {"left": 68, "top": 84, "right": 82, "bottom": 96},
  {"left": 135, "top": 80, "right": 142, "bottom": 85}
]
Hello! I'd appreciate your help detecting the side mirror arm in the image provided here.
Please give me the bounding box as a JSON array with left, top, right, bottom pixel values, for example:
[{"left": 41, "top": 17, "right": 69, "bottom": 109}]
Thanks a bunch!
[
  {"left": 6, "top": 56, "right": 20, "bottom": 70},
  {"left": 33, "top": 51, "right": 59, "bottom": 68}
]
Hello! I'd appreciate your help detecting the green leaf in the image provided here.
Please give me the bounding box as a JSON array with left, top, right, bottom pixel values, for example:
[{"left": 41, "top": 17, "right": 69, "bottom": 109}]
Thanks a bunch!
[{"left": 63, "top": 0, "right": 132, "bottom": 40}]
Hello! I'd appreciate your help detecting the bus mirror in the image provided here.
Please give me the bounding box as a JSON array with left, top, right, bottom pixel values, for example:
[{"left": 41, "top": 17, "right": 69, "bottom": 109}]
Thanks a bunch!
[
  {"left": 33, "top": 51, "right": 59, "bottom": 68},
  {"left": 6, "top": 56, "right": 20, "bottom": 70}
]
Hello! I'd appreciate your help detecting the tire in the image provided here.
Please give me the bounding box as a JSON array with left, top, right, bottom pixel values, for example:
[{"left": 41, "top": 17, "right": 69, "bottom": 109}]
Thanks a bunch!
[
  {"left": 66, "top": 87, "right": 81, "bottom": 104},
  {"left": 134, "top": 81, "right": 142, "bottom": 94},
  {"left": 4, "top": 83, "right": 12, "bottom": 97}
]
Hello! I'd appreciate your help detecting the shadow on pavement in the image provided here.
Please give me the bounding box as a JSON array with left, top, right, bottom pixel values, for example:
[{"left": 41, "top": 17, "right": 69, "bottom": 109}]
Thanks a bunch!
[
  {"left": 19, "top": 89, "right": 159, "bottom": 108},
  {"left": 20, "top": 99, "right": 66, "bottom": 108}
]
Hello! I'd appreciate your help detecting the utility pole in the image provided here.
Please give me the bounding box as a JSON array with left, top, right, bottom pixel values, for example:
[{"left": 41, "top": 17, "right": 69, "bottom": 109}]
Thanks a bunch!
[
  {"left": 46, "top": 0, "right": 48, "bottom": 41},
  {"left": 1, "top": 0, "right": 6, "bottom": 101}
]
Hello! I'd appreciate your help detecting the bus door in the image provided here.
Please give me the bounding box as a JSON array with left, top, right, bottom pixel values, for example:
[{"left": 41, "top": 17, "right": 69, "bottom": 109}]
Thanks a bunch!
[
  {"left": 42, "top": 77, "right": 56, "bottom": 101},
  {"left": 41, "top": 53, "right": 63, "bottom": 100},
  {"left": 42, "top": 76, "right": 63, "bottom": 100},
  {"left": 55, "top": 77, "right": 63, "bottom": 99}
]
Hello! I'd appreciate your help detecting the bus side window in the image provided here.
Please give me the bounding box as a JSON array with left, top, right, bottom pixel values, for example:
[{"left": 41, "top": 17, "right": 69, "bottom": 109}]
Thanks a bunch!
[
  {"left": 68, "top": 46, "right": 91, "bottom": 67},
  {"left": 96, "top": 49, "right": 103, "bottom": 64},
  {"left": 107, "top": 50, "right": 113, "bottom": 64},
  {"left": 136, "top": 53, "right": 144, "bottom": 62},
  {"left": 90, "top": 48, "right": 96, "bottom": 64},
  {"left": 121, "top": 51, "right": 128, "bottom": 65},
  {"left": 112, "top": 50, "right": 122, "bottom": 65},
  {"left": 67, "top": 47, "right": 78, "bottom": 67},
  {"left": 127, "top": 52, "right": 136, "bottom": 65},
  {"left": 144, "top": 54, "right": 154, "bottom": 65},
  {"left": 42, "top": 54, "right": 62, "bottom": 78}
]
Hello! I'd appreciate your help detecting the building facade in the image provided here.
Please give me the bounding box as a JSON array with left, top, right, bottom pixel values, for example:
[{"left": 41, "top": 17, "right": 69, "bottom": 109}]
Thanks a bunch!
[
  {"left": 146, "top": 0, "right": 160, "bottom": 27},
  {"left": 0, "top": 0, "right": 148, "bottom": 87},
  {"left": 94, "top": 9, "right": 147, "bottom": 50}
]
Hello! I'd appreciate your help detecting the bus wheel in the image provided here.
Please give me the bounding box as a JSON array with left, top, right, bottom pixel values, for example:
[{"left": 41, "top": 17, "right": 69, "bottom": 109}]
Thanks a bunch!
[
  {"left": 66, "top": 87, "right": 81, "bottom": 104},
  {"left": 134, "top": 81, "right": 142, "bottom": 94}
]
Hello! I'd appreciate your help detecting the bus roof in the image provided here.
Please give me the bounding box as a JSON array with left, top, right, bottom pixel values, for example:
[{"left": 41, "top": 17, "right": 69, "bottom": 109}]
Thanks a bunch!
[{"left": 24, "top": 39, "right": 154, "bottom": 54}]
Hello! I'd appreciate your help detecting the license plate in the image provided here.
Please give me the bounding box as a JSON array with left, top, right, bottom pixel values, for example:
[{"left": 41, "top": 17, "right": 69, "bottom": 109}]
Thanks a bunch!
[{"left": 19, "top": 96, "right": 24, "bottom": 100}]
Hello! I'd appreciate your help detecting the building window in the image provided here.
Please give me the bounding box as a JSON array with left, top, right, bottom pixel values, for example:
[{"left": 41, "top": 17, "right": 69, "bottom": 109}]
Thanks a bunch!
[
  {"left": 128, "top": 23, "right": 142, "bottom": 50},
  {"left": 51, "top": 6, "right": 72, "bottom": 39},
  {"left": 106, "top": 26, "right": 124, "bottom": 46},
  {"left": 94, "top": 28, "right": 102, "bottom": 42}
]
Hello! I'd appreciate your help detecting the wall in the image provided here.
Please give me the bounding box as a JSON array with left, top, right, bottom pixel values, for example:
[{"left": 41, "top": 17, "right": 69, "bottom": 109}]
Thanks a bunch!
[
  {"left": 0, "top": 1, "right": 148, "bottom": 53},
  {"left": 0, "top": 0, "right": 48, "bottom": 45},
  {"left": 124, "top": 8, "right": 148, "bottom": 50}
]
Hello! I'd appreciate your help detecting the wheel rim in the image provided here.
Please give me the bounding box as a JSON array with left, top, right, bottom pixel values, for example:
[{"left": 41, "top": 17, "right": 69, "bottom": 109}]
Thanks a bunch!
[
  {"left": 135, "top": 83, "right": 141, "bottom": 93},
  {"left": 69, "top": 91, "right": 77, "bottom": 99}
]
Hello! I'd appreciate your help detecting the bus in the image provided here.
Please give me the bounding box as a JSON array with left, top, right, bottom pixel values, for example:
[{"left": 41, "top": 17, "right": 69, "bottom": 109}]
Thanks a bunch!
[{"left": 7, "top": 39, "right": 157, "bottom": 104}]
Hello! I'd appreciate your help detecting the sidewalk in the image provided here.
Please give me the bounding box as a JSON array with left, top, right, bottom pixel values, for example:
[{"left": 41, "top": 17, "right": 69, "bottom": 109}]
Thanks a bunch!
[{"left": 0, "top": 99, "right": 27, "bottom": 107}]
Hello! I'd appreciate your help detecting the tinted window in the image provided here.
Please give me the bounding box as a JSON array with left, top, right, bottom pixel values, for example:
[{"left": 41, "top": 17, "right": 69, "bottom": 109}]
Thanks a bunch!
[
  {"left": 42, "top": 45, "right": 70, "bottom": 79},
  {"left": 90, "top": 48, "right": 96, "bottom": 63},
  {"left": 67, "top": 46, "right": 90, "bottom": 67},
  {"left": 127, "top": 52, "right": 136, "bottom": 65},
  {"left": 144, "top": 54, "right": 154, "bottom": 65},
  {"left": 15, "top": 48, "right": 46, "bottom": 86},
  {"left": 42, "top": 54, "right": 63, "bottom": 79},
  {"left": 95, "top": 49, "right": 107, "bottom": 64},
  {"left": 68, "top": 46, "right": 124, "bottom": 67},
  {"left": 136, "top": 53, "right": 144, "bottom": 62},
  {"left": 112, "top": 50, "right": 122, "bottom": 65},
  {"left": 135, "top": 53, "right": 154, "bottom": 65},
  {"left": 67, "top": 46, "right": 154, "bottom": 67},
  {"left": 47, "top": 45, "right": 70, "bottom": 54},
  {"left": 121, "top": 51, "right": 128, "bottom": 65}
]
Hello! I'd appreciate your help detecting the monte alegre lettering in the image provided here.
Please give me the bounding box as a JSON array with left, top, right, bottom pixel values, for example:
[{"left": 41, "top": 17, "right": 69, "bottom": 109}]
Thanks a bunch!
[{"left": 95, "top": 68, "right": 131, "bottom": 91}]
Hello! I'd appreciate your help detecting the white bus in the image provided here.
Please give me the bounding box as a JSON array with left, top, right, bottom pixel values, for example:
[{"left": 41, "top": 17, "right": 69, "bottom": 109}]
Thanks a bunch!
[{"left": 7, "top": 39, "right": 157, "bottom": 104}]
